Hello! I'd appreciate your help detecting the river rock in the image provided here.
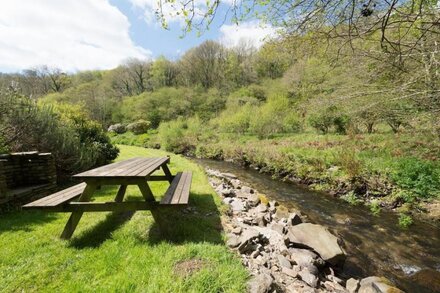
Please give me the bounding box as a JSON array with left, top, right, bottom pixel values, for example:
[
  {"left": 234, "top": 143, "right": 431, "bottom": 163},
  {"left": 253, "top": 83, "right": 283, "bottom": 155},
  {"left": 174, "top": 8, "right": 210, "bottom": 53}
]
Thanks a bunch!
[
  {"left": 227, "top": 235, "right": 241, "bottom": 248},
  {"left": 274, "top": 206, "right": 290, "bottom": 220},
  {"left": 277, "top": 254, "right": 292, "bottom": 269},
  {"left": 248, "top": 193, "right": 261, "bottom": 207},
  {"left": 241, "top": 185, "right": 254, "bottom": 194},
  {"left": 238, "top": 229, "right": 261, "bottom": 254},
  {"left": 288, "top": 213, "right": 302, "bottom": 226},
  {"left": 346, "top": 278, "right": 360, "bottom": 293},
  {"left": 232, "top": 227, "right": 242, "bottom": 235},
  {"left": 358, "top": 276, "right": 403, "bottom": 293},
  {"left": 230, "top": 179, "right": 241, "bottom": 189},
  {"left": 247, "top": 273, "right": 273, "bottom": 293},
  {"left": 270, "top": 223, "right": 285, "bottom": 235},
  {"left": 282, "top": 266, "right": 300, "bottom": 278},
  {"left": 298, "top": 268, "right": 319, "bottom": 288},
  {"left": 289, "top": 248, "right": 324, "bottom": 269},
  {"left": 230, "top": 198, "right": 247, "bottom": 213},
  {"left": 221, "top": 172, "right": 238, "bottom": 180},
  {"left": 285, "top": 223, "right": 346, "bottom": 266}
]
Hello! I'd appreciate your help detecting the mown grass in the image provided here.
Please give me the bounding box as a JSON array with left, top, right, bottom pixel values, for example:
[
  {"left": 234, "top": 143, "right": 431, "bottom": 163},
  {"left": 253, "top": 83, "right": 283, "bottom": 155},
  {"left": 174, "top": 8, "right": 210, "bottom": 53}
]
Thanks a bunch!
[{"left": 0, "top": 145, "right": 248, "bottom": 292}]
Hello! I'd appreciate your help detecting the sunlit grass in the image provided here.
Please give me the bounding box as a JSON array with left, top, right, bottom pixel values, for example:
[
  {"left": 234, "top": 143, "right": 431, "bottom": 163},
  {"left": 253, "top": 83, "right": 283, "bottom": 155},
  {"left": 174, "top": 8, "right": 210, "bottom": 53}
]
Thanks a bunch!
[{"left": 0, "top": 145, "right": 248, "bottom": 292}]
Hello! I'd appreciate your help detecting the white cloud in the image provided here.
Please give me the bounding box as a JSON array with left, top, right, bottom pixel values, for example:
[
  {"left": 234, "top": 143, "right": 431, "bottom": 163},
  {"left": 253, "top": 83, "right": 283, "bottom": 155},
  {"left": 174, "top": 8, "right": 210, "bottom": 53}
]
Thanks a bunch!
[
  {"left": 219, "top": 21, "right": 278, "bottom": 49},
  {"left": 0, "top": 0, "right": 151, "bottom": 72}
]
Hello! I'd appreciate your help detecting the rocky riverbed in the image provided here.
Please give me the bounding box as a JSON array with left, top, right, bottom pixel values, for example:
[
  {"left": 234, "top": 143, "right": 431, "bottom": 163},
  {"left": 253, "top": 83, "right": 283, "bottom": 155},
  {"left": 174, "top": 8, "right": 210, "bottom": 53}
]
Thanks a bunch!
[{"left": 206, "top": 168, "right": 404, "bottom": 293}]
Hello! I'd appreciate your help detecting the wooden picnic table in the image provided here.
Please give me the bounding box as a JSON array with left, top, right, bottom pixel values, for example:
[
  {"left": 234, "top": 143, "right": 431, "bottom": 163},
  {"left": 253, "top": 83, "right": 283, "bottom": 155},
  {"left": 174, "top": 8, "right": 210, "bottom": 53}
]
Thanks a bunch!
[{"left": 23, "top": 157, "right": 192, "bottom": 239}]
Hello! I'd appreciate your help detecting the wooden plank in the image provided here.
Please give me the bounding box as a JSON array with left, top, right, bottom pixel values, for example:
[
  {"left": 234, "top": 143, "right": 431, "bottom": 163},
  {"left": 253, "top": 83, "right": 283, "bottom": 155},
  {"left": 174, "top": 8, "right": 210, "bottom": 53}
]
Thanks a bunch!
[
  {"left": 73, "top": 157, "right": 140, "bottom": 178},
  {"left": 123, "top": 157, "right": 163, "bottom": 176},
  {"left": 138, "top": 182, "right": 155, "bottom": 201},
  {"left": 45, "top": 201, "right": 158, "bottom": 212},
  {"left": 160, "top": 172, "right": 191, "bottom": 205},
  {"left": 160, "top": 172, "right": 182, "bottom": 204},
  {"left": 23, "top": 183, "right": 86, "bottom": 207},
  {"left": 136, "top": 157, "right": 169, "bottom": 177},
  {"left": 114, "top": 185, "right": 127, "bottom": 202},
  {"left": 60, "top": 183, "right": 96, "bottom": 239},
  {"left": 87, "top": 157, "right": 145, "bottom": 177},
  {"left": 103, "top": 157, "right": 155, "bottom": 177},
  {"left": 161, "top": 163, "right": 173, "bottom": 183},
  {"left": 178, "top": 172, "right": 192, "bottom": 205},
  {"left": 171, "top": 172, "right": 187, "bottom": 204}
]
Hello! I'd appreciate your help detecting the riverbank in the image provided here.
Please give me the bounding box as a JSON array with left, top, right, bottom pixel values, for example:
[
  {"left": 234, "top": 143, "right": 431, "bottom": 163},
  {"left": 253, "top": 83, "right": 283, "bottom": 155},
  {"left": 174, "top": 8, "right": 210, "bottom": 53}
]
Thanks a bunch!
[
  {"left": 111, "top": 132, "right": 440, "bottom": 225},
  {"left": 192, "top": 134, "right": 440, "bottom": 226},
  {"left": 205, "top": 168, "right": 404, "bottom": 292}
]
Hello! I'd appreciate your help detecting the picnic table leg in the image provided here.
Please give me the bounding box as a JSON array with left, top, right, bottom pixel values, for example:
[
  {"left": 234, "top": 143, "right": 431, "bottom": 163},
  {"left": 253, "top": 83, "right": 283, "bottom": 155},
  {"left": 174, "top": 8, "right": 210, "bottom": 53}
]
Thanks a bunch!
[
  {"left": 114, "top": 185, "right": 127, "bottom": 202},
  {"left": 137, "top": 182, "right": 155, "bottom": 201},
  {"left": 161, "top": 164, "right": 174, "bottom": 183},
  {"left": 60, "top": 183, "right": 97, "bottom": 240}
]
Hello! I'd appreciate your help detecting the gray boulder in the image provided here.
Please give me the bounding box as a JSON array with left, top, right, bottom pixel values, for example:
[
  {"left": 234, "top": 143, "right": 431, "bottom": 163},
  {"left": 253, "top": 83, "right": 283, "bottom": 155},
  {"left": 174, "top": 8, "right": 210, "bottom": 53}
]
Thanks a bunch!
[
  {"left": 285, "top": 223, "right": 346, "bottom": 266},
  {"left": 247, "top": 273, "right": 273, "bottom": 293},
  {"left": 346, "top": 278, "right": 360, "bottom": 293}
]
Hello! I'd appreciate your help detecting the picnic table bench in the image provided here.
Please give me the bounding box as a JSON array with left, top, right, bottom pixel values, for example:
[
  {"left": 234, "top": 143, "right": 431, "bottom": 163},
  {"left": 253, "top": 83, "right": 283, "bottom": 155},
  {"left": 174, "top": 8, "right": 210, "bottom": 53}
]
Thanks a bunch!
[{"left": 23, "top": 157, "right": 192, "bottom": 239}]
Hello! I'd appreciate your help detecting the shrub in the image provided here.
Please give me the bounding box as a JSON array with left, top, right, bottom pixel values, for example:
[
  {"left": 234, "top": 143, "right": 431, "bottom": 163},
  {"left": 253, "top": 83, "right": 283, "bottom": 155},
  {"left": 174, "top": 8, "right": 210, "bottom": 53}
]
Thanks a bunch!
[
  {"left": 0, "top": 91, "right": 118, "bottom": 175},
  {"left": 308, "top": 112, "right": 333, "bottom": 134},
  {"left": 108, "top": 123, "right": 126, "bottom": 134},
  {"left": 308, "top": 106, "right": 351, "bottom": 134},
  {"left": 392, "top": 157, "right": 440, "bottom": 199},
  {"left": 333, "top": 113, "right": 351, "bottom": 134},
  {"left": 398, "top": 213, "right": 413, "bottom": 228},
  {"left": 158, "top": 117, "right": 202, "bottom": 154},
  {"left": 127, "top": 119, "right": 151, "bottom": 134},
  {"left": 336, "top": 149, "right": 363, "bottom": 178},
  {"left": 283, "top": 112, "right": 303, "bottom": 133}
]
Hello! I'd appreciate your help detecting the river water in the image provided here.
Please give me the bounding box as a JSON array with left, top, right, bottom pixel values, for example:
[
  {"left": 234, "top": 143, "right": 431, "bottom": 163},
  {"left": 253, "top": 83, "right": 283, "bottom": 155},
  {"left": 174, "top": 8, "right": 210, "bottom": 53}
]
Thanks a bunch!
[{"left": 195, "top": 158, "right": 440, "bottom": 293}]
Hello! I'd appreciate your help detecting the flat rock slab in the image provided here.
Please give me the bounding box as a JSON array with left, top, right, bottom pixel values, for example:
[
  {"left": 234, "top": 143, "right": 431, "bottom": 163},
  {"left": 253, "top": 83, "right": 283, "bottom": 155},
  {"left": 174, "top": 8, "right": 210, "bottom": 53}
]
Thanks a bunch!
[{"left": 286, "top": 223, "right": 346, "bottom": 266}]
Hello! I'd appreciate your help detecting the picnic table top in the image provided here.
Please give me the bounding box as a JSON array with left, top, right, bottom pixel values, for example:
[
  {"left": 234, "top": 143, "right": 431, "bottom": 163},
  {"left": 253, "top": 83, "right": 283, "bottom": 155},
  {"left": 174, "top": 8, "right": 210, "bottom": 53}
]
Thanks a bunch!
[{"left": 73, "top": 157, "right": 169, "bottom": 179}]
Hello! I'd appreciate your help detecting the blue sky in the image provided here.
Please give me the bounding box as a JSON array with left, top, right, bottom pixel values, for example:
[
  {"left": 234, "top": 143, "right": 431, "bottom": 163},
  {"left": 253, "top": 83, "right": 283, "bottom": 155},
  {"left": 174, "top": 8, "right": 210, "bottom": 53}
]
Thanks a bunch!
[
  {"left": 0, "top": 0, "right": 275, "bottom": 72},
  {"left": 110, "top": 0, "right": 225, "bottom": 60}
]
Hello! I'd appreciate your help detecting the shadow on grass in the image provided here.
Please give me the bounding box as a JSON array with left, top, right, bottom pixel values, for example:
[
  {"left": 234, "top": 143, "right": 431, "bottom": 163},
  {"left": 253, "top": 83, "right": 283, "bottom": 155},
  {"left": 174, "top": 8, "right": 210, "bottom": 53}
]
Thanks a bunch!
[
  {"left": 69, "top": 211, "right": 135, "bottom": 249},
  {"left": 0, "top": 210, "right": 58, "bottom": 233},
  {"left": 67, "top": 192, "right": 224, "bottom": 248},
  {"left": 145, "top": 192, "right": 224, "bottom": 245}
]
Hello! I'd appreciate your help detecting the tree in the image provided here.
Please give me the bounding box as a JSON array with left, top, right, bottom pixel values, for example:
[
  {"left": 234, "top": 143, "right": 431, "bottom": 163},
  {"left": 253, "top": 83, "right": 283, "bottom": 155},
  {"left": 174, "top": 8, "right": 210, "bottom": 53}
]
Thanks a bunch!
[
  {"left": 150, "top": 56, "right": 179, "bottom": 89},
  {"left": 113, "top": 59, "right": 152, "bottom": 96},
  {"left": 178, "top": 41, "right": 226, "bottom": 88}
]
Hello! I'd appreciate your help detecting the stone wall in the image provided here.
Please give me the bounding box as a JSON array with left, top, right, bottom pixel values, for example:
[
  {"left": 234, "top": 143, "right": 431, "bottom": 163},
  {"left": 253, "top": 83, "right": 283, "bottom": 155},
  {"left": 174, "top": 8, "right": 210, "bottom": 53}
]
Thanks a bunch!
[{"left": 0, "top": 152, "right": 57, "bottom": 207}]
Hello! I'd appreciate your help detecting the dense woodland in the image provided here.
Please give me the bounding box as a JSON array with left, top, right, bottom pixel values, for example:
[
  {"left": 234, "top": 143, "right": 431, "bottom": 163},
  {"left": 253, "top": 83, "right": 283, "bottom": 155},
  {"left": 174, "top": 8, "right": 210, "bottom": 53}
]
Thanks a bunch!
[{"left": 1, "top": 0, "right": 439, "bottom": 223}]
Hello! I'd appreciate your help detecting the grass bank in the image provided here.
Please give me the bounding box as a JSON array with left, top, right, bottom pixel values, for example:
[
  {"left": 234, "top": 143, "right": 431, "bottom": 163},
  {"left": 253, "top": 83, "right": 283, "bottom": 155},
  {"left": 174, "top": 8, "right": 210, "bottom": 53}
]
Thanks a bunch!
[
  {"left": 112, "top": 131, "right": 440, "bottom": 225},
  {"left": 0, "top": 145, "right": 248, "bottom": 292}
]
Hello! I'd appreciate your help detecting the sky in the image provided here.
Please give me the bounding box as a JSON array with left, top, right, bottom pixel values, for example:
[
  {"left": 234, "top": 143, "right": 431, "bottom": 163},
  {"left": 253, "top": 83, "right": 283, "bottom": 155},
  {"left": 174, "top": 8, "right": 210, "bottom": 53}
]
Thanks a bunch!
[{"left": 0, "top": 0, "right": 276, "bottom": 73}]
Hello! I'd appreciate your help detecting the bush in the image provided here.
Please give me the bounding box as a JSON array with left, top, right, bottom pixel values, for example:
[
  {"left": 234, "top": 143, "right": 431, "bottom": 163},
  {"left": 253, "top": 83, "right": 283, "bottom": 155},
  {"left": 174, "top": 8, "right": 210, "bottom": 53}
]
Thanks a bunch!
[
  {"left": 308, "top": 106, "right": 351, "bottom": 134},
  {"left": 0, "top": 92, "right": 118, "bottom": 175},
  {"left": 127, "top": 119, "right": 151, "bottom": 134},
  {"left": 283, "top": 112, "right": 303, "bottom": 133},
  {"left": 158, "top": 117, "right": 202, "bottom": 154},
  {"left": 110, "top": 132, "right": 150, "bottom": 147},
  {"left": 108, "top": 123, "right": 126, "bottom": 134},
  {"left": 308, "top": 112, "right": 333, "bottom": 134},
  {"left": 392, "top": 158, "right": 440, "bottom": 199}
]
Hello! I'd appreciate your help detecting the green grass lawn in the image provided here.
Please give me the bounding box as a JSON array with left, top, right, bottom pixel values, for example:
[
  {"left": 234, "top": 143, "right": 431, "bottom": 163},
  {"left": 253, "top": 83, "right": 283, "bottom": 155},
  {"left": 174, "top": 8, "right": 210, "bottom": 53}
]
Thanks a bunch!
[{"left": 0, "top": 145, "right": 248, "bottom": 292}]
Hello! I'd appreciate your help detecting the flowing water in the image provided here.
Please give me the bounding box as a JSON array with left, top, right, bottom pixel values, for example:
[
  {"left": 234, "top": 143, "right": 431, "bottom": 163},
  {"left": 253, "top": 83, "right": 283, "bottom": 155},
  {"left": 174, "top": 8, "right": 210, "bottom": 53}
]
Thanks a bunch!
[{"left": 195, "top": 159, "right": 440, "bottom": 293}]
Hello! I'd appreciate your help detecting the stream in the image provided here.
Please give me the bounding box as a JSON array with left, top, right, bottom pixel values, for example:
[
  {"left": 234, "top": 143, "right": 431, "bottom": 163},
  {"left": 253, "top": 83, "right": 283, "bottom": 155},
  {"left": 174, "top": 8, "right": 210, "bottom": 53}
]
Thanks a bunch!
[{"left": 195, "top": 158, "right": 440, "bottom": 293}]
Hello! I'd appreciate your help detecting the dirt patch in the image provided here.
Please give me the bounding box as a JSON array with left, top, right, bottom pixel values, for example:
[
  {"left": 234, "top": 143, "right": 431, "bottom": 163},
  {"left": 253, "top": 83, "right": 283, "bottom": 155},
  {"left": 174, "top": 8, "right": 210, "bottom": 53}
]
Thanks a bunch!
[{"left": 173, "top": 259, "right": 208, "bottom": 278}]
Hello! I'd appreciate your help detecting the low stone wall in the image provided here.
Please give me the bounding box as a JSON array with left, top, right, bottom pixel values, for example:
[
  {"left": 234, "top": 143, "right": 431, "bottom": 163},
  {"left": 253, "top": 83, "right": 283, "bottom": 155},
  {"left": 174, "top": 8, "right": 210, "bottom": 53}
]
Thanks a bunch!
[{"left": 0, "top": 152, "right": 57, "bottom": 209}]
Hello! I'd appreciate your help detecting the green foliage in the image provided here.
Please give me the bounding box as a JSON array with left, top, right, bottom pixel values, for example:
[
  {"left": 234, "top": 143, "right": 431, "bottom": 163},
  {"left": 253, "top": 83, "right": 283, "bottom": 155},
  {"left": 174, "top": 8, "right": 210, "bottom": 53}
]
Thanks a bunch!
[
  {"left": 127, "top": 119, "right": 151, "bottom": 134},
  {"left": 158, "top": 117, "right": 204, "bottom": 154},
  {"left": 309, "top": 106, "right": 351, "bottom": 134},
  {"left": 0, "top": 91, "right": 118, "bottom": 174},
  {"left": 398, "top": 213, "right": 414, "bottom": 228},
  {"left": 392, "top": 158, "right": 440, "bottom": 199},
  {"left": 369, "top": 200, "right": 381, "bottom": 216},
  {"left": 342, "top": 191, "right": 362, "bottom": 205},
  {"left": 110, "top": 132, "right": 151, "bottom": 148}
]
